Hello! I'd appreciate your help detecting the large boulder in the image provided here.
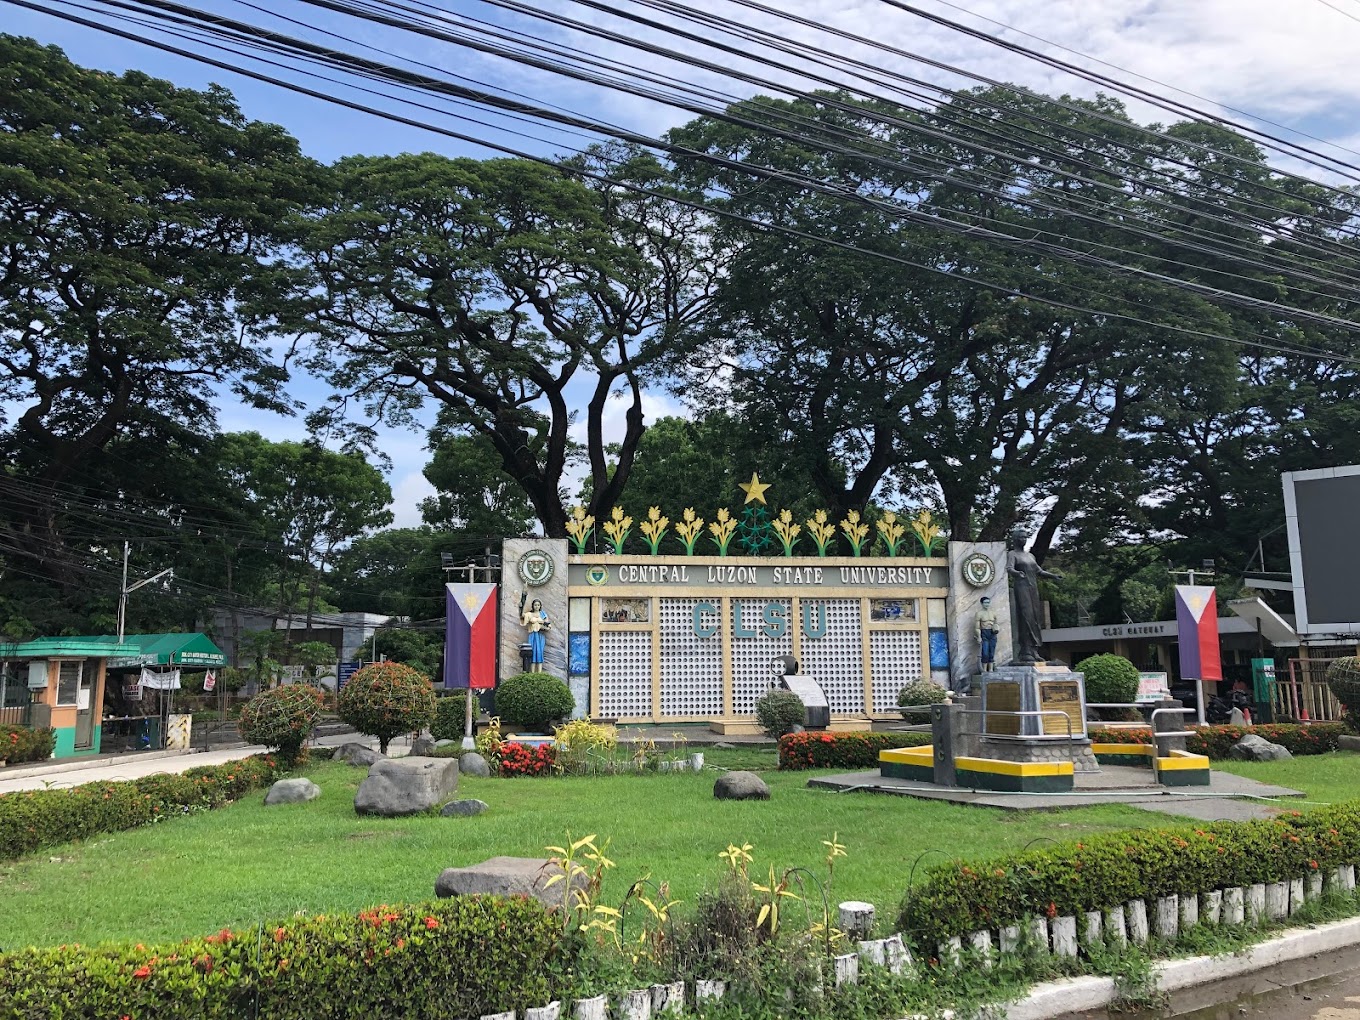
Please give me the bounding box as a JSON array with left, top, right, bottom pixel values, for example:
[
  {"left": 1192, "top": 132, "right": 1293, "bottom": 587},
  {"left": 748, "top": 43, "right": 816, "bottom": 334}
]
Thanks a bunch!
[
  {"left": 334, "top": 742, "right": 383, "bottom": 767},
  {"left": 435, "top": 856, "right": 585, "bottom": 908},
  {"left": 355, "top": 756, "right": 459, "bottom": 816},
  {"left": 714, "top": 771, "right": 770, "bottom": 801},
  {"left": 1229, "top": 733, "right": 1293, "bottom": 762},
  {"left": 264, "top": 778, "right": 321, "bottom": 806},
  {"left": 459, "top": 751, "right": 492, "bottom": 778}
]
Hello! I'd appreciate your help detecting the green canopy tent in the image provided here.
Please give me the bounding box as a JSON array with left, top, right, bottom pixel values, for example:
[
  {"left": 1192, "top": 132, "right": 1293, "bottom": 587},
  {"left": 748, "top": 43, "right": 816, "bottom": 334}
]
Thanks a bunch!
[{"left": 103, "top": 633, "right": 226, "bottom": 669}]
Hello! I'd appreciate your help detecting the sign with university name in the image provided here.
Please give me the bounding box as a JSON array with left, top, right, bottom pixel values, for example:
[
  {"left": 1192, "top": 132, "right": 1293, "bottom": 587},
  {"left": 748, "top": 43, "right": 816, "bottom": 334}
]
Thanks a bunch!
[{"left": 568, "top": 561, "right": 942, "bottom": 589}]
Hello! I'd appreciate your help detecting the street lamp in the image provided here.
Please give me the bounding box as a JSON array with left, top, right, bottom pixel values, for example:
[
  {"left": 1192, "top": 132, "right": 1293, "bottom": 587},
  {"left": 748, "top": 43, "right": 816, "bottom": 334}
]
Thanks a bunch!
[{"left": 117, "top": 541, "right": 174, "bottom": 642}]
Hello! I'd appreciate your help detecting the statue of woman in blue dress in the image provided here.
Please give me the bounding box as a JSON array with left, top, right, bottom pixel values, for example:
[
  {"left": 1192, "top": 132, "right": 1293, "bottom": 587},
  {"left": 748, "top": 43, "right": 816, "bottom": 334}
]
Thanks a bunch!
[{"left": 520, "top": 597, "right": 551, "bottom": 668}]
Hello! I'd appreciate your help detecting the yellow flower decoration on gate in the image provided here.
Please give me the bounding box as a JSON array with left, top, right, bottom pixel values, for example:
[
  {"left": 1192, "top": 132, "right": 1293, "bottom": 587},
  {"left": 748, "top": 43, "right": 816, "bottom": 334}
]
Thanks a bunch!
[{"left": 639, "top": 506, "right": 669, "bottom": 555}]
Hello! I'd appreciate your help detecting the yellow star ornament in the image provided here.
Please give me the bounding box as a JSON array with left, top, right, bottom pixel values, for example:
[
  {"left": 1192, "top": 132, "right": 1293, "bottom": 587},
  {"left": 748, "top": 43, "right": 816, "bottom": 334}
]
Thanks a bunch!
[{"left": 739, "top": 472, "right": 771, "bottom": 504}]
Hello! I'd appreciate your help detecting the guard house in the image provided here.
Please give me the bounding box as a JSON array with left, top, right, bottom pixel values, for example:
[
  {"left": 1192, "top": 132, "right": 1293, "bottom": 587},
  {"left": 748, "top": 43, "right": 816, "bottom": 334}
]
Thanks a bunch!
[{"left": 0, "top": 636, "right": 130, "bottom": 758}]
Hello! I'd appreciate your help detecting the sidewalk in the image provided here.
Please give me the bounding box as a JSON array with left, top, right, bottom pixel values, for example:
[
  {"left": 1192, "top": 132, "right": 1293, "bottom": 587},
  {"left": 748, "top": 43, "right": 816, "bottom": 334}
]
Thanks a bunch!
[{"left": 0, "top": 731, "right": 403, "bottom": 795}]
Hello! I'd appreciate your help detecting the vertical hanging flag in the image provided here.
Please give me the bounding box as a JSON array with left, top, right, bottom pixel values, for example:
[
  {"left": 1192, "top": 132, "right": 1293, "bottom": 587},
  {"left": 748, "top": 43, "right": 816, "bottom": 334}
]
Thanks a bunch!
[
  {"left": 1175, "top": 585, "right": 1222, "bottom": 682},
  {"left": 203, "top": 671, "right": 216, "bottom": 693},
  {"left": 445, "top": 583, "right": 498, "bottom": 689}
]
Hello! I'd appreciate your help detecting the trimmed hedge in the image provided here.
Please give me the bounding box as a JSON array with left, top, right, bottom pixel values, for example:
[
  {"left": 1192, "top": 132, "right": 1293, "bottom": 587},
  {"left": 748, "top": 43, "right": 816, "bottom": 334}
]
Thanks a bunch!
[
  {"left": 0, "top": 896, "right": 579, "bottom": 1020},
  {"left": 430, "top": 695, "right": 465, "bottom": 742},
  {"left": 1089, "top": 722, "right": 1344, "bottom": 758},
  {"left": 900, "top": 802, "right": 1360, "bottom": 944},
  {"left": 1, "top": 725, "right": 55, "bottom": 764},
  {"left": 779, "top": 730, "right": 932, "bottom": 770},
  {"left": 0, "top": 754, "right": 286, "bottom": 860}
]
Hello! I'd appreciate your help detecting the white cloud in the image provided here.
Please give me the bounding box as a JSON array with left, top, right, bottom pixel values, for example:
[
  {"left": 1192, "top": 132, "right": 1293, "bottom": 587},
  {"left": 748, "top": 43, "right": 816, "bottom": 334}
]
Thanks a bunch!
[{"left": 389, "top": 469, "right": 437, "bottom": 529}]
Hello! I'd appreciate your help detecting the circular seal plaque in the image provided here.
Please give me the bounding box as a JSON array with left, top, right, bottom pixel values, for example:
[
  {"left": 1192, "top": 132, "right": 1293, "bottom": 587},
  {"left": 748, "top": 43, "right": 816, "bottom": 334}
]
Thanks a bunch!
[
  {"left": 518, "top": 549, "right": 555, "bottom": 587},
  {"left": 585, "top": 564, "right": 609, "bottom": 586},
  {"left": 961, "top": 552, "right": 996, "bottom": 588}
]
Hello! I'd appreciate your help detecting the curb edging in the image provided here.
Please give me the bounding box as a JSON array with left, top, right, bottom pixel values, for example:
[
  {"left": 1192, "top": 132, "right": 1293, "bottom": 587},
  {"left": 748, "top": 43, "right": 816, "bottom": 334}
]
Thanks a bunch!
[{"left": 1004, "top": 914, "right": 1360, "bottom": 1019}]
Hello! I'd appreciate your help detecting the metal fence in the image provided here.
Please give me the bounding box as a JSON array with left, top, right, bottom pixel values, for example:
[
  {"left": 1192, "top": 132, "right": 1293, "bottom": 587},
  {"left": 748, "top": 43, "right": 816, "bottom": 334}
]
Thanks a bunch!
[
  {"left": 0, "top": 702, "right": 32, "bottom": 728},
  {"left": 1276, "top": 656, "right": 1345, "bottom": 722}
]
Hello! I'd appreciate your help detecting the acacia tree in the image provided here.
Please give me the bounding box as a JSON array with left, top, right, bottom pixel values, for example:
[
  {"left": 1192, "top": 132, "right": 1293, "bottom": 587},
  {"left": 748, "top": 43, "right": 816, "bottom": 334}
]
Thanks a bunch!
[
  {"left": 665, "top": 88, "right": 1314, "bottom": 554},
  {"left": 0, "top": 36, "right": 321, "bottom": 592},
  {"left": 295, "top": 148, "right": 715, "bottom": 536},
  {"left": 216, "top": 432, "right": 392, "bottom": 642}
]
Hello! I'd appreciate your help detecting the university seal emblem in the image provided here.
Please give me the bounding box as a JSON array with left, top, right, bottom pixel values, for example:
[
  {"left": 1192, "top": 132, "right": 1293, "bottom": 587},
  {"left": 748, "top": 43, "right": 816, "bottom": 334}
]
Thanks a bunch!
[{"left": 518, "top": 549, "right": 555, "bottom": 587}]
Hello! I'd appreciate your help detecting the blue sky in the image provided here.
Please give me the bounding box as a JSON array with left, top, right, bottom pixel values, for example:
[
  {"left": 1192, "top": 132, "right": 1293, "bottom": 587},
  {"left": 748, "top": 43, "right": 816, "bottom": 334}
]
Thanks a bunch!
[{"left": 9, "top": 0, "right": 1359, "bottom": 527}]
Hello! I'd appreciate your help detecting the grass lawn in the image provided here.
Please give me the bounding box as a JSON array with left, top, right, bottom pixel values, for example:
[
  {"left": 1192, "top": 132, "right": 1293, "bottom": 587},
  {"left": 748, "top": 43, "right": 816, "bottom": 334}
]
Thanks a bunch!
[
  {"left": 1213, "top": 749, "right": 1360, "bottom": 804},
  {"left": 4, "top": 748, "right": 1359, "bottom": 949}
]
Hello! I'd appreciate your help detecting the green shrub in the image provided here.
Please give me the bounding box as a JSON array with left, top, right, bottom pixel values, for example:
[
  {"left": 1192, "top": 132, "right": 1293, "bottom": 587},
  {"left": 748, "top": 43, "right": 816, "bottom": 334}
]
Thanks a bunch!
[
  {"left": 431, "top": 695, "right": 466, "bottom": 742},
  {"left": 237, "top": 683, "right": 325, "bottom": 763},
  {"left": 1088, "top": 722, "right": 1344, "bottom": 758},
  {"left": 899, "top": 802, "right": 1360, "bottom": 945},
  {"left": 755, "top": 689, "right": 806, "bottom": 738},
  {"left": 1076, "top": 653, "right": 1140, "bottom": 704},
  {"left": 896, "top": 680, "right": 948, "bottom": 717},
  {"left": 338, "top": 661, "right": 437, "bottom": 753},
  {"left": 1, "top": 725, "right": 55, "bottom": 764},
  {"left": 1327, "top": 657, "right": 1360, "bottom": 729},
  {"left": 495, "top": 672, "right": 574, "bottom": 733},
  {"left": 0, "top": 896, "right": 580, "bottom": 1020},
  {"left": 778, "top": 730, "right": 932, "bottom": 770},
  {"left": 0, "top": 754, "right": 286, "bottom": 860}
]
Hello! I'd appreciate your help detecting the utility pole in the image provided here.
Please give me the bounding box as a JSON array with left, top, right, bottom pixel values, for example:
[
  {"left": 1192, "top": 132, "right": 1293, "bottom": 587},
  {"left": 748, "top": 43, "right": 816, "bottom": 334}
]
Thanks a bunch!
[{"left": 117, "top": 542, "right": 174, "bottom": 642}]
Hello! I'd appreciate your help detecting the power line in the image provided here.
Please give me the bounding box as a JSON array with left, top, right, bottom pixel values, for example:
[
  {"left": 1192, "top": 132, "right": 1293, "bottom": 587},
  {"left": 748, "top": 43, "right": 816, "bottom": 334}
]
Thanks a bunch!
[
  {"left": 17, "top": 0, "right": 1360, "bottom": 368},
  {"left": 915, "top": 0, "right": 1360, "bottom": 164}
]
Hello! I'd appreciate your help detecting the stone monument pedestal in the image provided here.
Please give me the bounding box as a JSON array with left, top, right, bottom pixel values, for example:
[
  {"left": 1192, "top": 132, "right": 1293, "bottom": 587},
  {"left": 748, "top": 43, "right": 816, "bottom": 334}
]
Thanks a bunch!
[{"left": 971, "top": 663, "right": 1098, "bottom": 773}]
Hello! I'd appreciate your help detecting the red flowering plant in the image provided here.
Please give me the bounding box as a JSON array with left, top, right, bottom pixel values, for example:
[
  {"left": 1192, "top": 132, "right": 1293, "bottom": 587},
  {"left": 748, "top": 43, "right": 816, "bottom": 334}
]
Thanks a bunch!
[
  {"left": 778, "top": 730, "right": 930, "bottom": 770},
  {"left": 498, "top": 741, "right": 558, "bottom": 777}
]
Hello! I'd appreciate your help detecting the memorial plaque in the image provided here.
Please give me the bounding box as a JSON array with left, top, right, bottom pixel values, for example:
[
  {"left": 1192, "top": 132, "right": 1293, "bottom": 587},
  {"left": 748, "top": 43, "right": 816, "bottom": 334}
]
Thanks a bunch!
[
  {"left": 985, "top": 681, "right": 1021, "bottom": 735},
  {"left": 780, "top": 673, "right": 830, "bottom": 729},
  {"left": 1038, "top": 681, "right": 1083, "bottom": 736}
]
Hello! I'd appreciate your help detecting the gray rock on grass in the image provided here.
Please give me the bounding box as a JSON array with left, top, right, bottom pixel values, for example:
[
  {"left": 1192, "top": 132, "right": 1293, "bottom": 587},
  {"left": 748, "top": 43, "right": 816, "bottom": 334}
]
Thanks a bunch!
[
  {"left": 713, "top": 770, "right": 770, "bottom": 801},
  {"left": 334, "top": 742, "right": 383, "bottom": 767},
  {"left": 1229, "top": 734, "right": 1293, "bottom": 762},
  {"left": 355, "top": 756, "right": 459, "bottom": 817},
  {"left": 410, "top": 735, "right": 437, "bottom": 756},
  {"left": 436, "top": 856, "right": 586, "bottom": 908},
  {"left": 459, "top": 752, "right": 492, "bottom": 777},
  {"left": 441, "top": 799, "right": 489, "bottom": 817},
  {"left": 264, "top": 778, "right": 321, "bottom": 805}
]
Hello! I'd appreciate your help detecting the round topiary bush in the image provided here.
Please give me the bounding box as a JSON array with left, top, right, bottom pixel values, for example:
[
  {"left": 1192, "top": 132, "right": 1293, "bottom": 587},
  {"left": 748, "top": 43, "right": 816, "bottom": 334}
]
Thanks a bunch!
[
  {"left": 755, "top": 689, "right": 805, "bottom": 738},
  {"left": 1076, "top": 653, "right": 1140, "bottom": 705},
  {"left": 1327, "top": 657, "right": 1360, "bottom": 731},
  {"left": 494, "top": 672, "right": 574, "bottom": 733},
  {"left": 237, "top": 683, "right": 325, "bottom": 764},
  {"left": 897, "top": 680, "right": 949, "bottom": 718},
  {"left": 337, "top": 661, "right": 436, "bottom": 754}
]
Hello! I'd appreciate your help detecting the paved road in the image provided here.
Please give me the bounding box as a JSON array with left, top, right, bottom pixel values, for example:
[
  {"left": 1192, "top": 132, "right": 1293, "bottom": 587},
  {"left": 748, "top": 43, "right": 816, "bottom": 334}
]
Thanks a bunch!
[
  {"left": 1171, "top": 957, "right": 1360, "bottom": 1020},
  {"left": 1061, "top": 946, "right": 1360, "bottom": 1020},
  {"left": 0, "top": 731, "right": 407, "bottom": 795}
]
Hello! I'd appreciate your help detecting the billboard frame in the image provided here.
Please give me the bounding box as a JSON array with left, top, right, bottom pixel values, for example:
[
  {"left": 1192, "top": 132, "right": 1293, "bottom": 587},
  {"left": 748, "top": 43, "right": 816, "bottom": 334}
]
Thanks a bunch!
[{"left": 1283, "top": 464, "right": 1360, "bottom": 637}]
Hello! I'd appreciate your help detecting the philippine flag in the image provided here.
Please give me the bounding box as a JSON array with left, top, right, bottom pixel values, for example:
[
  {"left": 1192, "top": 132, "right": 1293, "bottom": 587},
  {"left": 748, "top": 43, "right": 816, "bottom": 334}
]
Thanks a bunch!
[
  {"left": 444, "top": 583, "right": 498, "bottom": 689},
  {"left": 1175, "top": 585, "right": 1222, "bottom": 682}
]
